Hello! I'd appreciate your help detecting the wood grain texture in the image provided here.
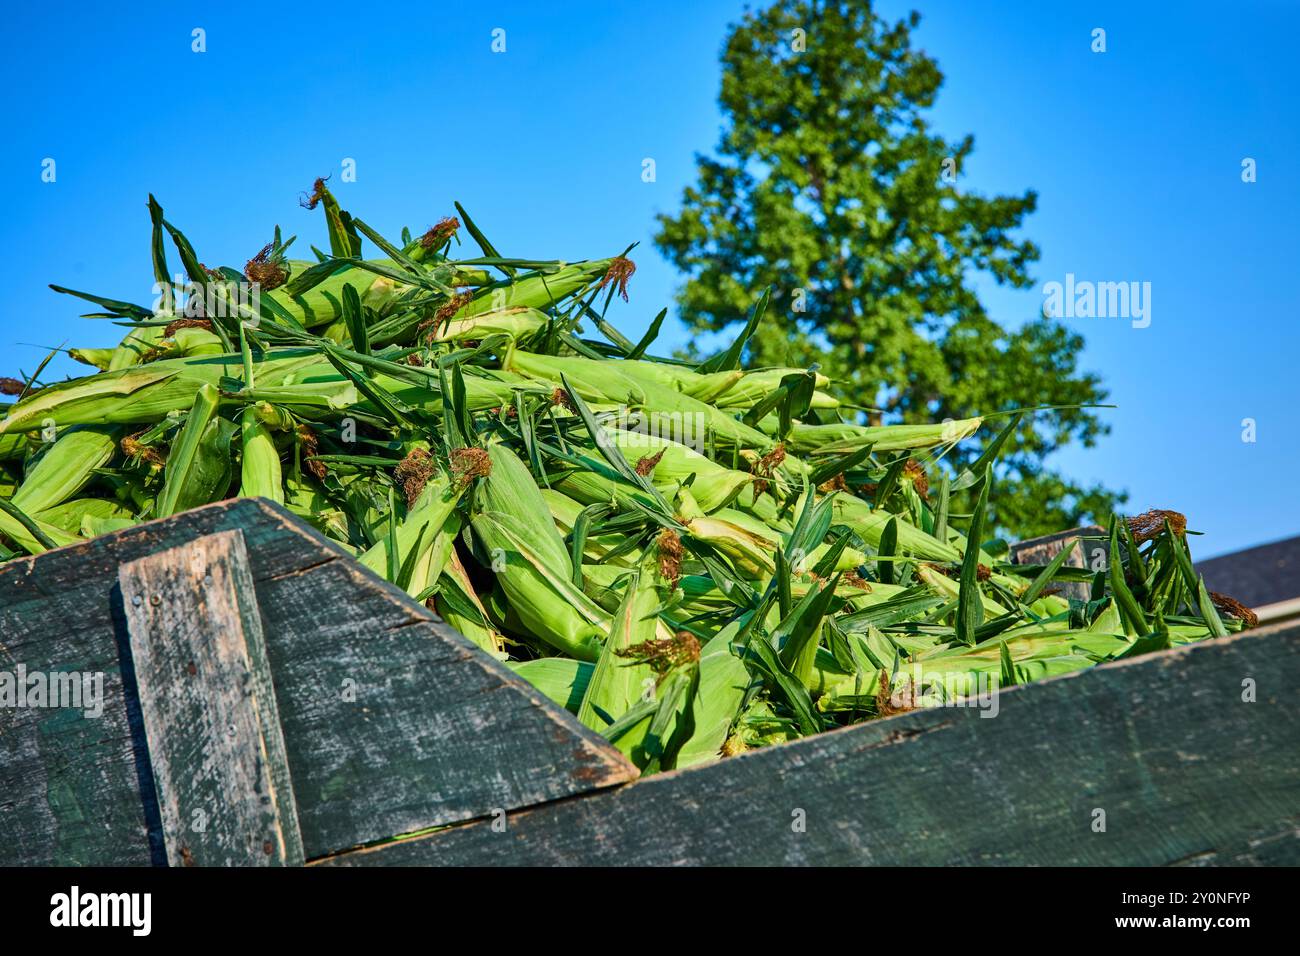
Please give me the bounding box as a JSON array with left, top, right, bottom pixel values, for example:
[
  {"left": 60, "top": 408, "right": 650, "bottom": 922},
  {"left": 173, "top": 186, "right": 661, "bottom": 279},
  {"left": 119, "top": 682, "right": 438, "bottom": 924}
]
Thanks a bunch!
[
  {"left": 322, "top": 621, "right": 1300, "bottom": 867},
  {"left": 119, "top": 530, "right": 303, "bottom": 867},
  {"left": 0, "top": 498, "right": 635, "bottom": 865},
  {"left": 1010, "top": 525, "right": 1107, "bottom": 602}
]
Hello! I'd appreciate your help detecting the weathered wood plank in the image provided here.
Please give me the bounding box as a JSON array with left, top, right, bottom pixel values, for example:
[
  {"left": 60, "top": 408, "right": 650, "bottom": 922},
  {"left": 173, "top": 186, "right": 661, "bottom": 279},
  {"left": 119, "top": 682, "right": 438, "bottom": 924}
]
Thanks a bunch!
[
  {"left": 0, "top": 498, "right": 635, "bottom": 865},
  {"left": 249, "top": 541, "right": 635, "bottom": 852},
  {"left": 119, "top": 531, "right": 304, "bottom": 867},
  {"left": 1010, "top": 525, "right": 1106, "bottom": 602},
  {"left": 322, "top": 621, "right": 1300, "bottom": 866}
]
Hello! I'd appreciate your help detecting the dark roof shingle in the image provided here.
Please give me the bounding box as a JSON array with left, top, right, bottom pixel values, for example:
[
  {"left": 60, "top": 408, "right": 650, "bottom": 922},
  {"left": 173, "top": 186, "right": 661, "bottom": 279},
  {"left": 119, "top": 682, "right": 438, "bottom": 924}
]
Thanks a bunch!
[{"left": 1196, "top": 535, "right": 1300, "bottom": 609}]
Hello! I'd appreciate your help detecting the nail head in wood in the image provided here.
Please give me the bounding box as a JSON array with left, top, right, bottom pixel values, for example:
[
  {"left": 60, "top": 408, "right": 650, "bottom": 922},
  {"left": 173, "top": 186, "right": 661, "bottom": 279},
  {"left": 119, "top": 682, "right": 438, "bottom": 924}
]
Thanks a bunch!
[{"left": 118, "top": 529, "right": 305, "bottom": 867}]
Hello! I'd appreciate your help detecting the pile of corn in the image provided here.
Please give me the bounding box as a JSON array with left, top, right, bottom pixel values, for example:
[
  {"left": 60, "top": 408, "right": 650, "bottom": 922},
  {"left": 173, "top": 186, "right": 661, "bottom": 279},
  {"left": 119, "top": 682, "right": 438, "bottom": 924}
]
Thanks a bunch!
[{"left": 0, "top": 183, "right": 1253, "bottom": 772}]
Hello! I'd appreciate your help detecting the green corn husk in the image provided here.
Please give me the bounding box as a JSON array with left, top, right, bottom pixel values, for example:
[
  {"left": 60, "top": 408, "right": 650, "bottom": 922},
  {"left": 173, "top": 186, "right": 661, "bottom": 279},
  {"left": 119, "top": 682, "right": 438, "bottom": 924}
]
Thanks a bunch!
[
  {"left": 156, "top": 384, "right": 229, "bottom": 519},
  {"left": 426, "top": 307, "right": 549, "bottom": 343},
  {"left": 510, "top": 657, "right": 593, "bottom": 713},
  {"left": 0, "top": 348, "right": 517, "bottom": 437},
  {"left": 69, "top": 347, "right": 117, "bottom": 371},
  {"left": 164, "top": 327, "right": 226, "bottom": 357},
  {"left": 675, "top": 617, "right": 752, "bottom": 768},
  {"left": 36, "top": 497, "right": 134, "bottom": 535},
  {"left": 2, "top": 186, "right": 1242, "bottom": 779},
  {"left": 576, "top": 559, "right": 661, "bottom": 745},
  {"left": 471, "top": 444, "right": 607, "bottom": 660},
  {"left": 11, "top": 426, "right": 119, "bottom": 513},
  {"left": 266, "top": 260, "right": 414, "bottom": 329},
  {"left": 705, "top": 505, "right": 868, "bottom": 573},
  {"left": 916, "top": 563, "right": 1011, "bottom": 617},
  {"left": 378, "top": 368, "right": 514, "bottom": 413},
  {"left": 605, "top": 429, "right": 752, "bottom": 511},
  {"left": 551, "top": 468, "right": 664, "bottom": 518},
  {"left": 715, "top": 367, "right": 834, "bottom": 409},
  {"left": 436, "top": 546, "right": 506, "bottom": 657},
  {"left": 410, "top": 514, "right": 462, "bottom": 601},
  {"left": 507, "top": 349, "right": 771, "bottom": 448},
  {"left": 685, "top": 514, "right": 778, "bottom": 578},
  {"left": 457, "top": 261, "right": 615, "bottom": 319},
  {"left": 108, "top": 324, "right": 168, "bottom": 371},
  {"left": 0, "top": 496, "right": 80, "bottom": 554},
  {"left": 358, "top": 474, "right": 461, "bottom": 583},
  {"left": 828, "top": 491, "right": 962, "bottom": 563},
  {"left": 776, "top": 417, "right": 984, "bottom": 453},
  {"left": 282, "top": 472, "right": 346, "bottom": 539},
  {"left": 0, "top": 350, "right": 353, "bottom": 434},
  {"left": 507, "top": 348, "right": 646, "bottom": 405},
  {"left": 540, "top": 489, "right": 639, "bottom": 566},
  {"left": 0, "top": 429, "right": 24, "bottom": 461},
  {"left": 239, "top": 407, "right": 283, "bottom": 504},
  {"left": 577, "top": 561, "right": 636, "bottom": 611},
  {"left": 617, "top": 361, "right": 744, "bottom": 403}
]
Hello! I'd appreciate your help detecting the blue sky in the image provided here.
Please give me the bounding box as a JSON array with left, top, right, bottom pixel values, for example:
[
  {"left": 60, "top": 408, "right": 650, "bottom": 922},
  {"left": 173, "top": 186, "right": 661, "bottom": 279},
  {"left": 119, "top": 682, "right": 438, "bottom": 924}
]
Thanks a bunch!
[{"left": 2, "top": 0, "right": 1296, "bottom": 557}]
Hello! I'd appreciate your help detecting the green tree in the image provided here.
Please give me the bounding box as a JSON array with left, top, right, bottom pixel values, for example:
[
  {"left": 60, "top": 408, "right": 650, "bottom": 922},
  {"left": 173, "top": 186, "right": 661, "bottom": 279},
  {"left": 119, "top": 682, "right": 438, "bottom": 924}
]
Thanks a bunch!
[{"left": 654, "top": 0, "right": 1124, "bottom": 539}]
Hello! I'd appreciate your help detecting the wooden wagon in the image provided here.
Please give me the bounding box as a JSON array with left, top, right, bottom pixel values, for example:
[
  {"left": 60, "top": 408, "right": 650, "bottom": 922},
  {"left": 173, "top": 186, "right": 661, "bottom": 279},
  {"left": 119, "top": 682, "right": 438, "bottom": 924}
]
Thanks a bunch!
[{"left": 2, "top": 499, "right": 1296, "bottom": 866}]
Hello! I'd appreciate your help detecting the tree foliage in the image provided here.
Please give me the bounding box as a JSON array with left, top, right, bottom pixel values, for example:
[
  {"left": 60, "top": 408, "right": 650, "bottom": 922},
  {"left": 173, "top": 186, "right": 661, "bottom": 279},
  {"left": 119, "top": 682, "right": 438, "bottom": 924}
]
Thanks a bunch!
[{"left": 654, "top": 0, "right": 1125, "bottom": 538}]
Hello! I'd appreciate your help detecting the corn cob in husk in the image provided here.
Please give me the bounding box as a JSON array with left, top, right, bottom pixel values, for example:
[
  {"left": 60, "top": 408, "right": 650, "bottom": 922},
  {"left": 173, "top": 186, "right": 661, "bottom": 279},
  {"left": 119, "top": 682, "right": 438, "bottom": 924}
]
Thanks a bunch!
[{"left": 0, "top": 184, "right": 1246, "bottom": 776}]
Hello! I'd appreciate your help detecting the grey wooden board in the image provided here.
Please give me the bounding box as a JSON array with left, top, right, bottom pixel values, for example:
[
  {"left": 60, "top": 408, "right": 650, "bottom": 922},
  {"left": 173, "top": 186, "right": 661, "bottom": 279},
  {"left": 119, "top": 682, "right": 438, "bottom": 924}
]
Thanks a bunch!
[
  {"left": 119, "top": 530, "right": 304, "bottom": 866},
  {"left": 1010, "top": 525, "right": 1107, "bottom": 603},
  {"left": 0, "top": 498, "right": 635, "bottom": 865},
  {"left": 322, "top": 621, "right": 1300, "bottom": 866}
]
